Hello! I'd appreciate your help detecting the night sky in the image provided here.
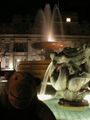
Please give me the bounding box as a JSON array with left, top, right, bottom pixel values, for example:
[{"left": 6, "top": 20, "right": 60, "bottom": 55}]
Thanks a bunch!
[{"left": 0, "top": 0, "right": 90, "bottom": 22}]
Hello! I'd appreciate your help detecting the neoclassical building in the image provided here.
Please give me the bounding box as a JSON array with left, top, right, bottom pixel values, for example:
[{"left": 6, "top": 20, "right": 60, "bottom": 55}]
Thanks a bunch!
[{"left": 0, "top": 11, "right": 90, "bottom": 69}]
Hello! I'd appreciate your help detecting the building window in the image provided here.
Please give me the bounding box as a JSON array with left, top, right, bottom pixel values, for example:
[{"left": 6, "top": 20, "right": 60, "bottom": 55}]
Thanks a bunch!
[
  {"left": 66, "top": 18, "right": 71, "bottom": 22},
  {"left": 67, "top": 26, "right": 71, "bottom": 34},
  {"left": 22, "top": 19, "right": 27, "bottom": 23},
  {"left": 13, "top": 43, "right": 28, "bottom": 52},
  {"left": 5, "top": 57, "right": 9, "bottom": 67},
  {"left": 5, "top": 42, "right": 9, "bottom": 52},
  {"left": 81, "top": 30, "right": 85, "bottom": 33},
  {"left": 5, "top": 30, "right": 10, "bottom": 33},
  {"left": 1, "top": 39, "right": 4, "bottom": 41},
  {"left": 14, "top": 58, "right": 17, "bottom": 69},
  {"left": 37, "top": 38, "right": 40, "bottom": 41}
]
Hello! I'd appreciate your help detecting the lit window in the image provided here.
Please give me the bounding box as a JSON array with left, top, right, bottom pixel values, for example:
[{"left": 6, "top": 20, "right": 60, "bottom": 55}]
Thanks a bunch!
[
  {"left": 66, "top": 18, "right": 71, "bottom": 22},
  {"left": 5, "top": 58, "right": 9, "bottom": 67}
]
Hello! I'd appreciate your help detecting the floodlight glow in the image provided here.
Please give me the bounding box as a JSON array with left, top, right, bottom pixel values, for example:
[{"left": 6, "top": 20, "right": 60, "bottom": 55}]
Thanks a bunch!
[
  {"left": 1, "top": 80, "right": 7, "bottom": 82},
  {"left": 17, "top": 59, "right": 20, "bottom": 62},
  {"left": 60, "top": 44, "right": 63, "bottom": 47},
  {"left": 9, "top": 63, "right": 13, "bottom": 69},
  {"left": 48, "top": 35, "right": 54, "bottom": 42},
  {"left": 66, "top": 18, "right": 71, "bottom": 22},
  {"left": 37, "top": 94, "right": 52, "bottom": 101}
]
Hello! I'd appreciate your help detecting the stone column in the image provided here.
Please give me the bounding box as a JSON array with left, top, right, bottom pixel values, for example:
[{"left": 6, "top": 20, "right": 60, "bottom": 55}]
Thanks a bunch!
[
  {"left": 1, "top": 56, "right": 5, "bottom": 68},
  {"left": 9, "top": 41, "right": 14, "bottom": 69},
  {"left": 28, "top": 40, "right": 32, "bottom": 60},
  {"left": 9, "top": 53, "right": 13, "bottom": 69}
]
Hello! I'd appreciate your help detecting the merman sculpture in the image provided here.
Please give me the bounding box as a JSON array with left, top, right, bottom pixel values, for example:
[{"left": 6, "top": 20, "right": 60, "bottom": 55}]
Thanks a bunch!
[{"left": 49, "top": 43, "right": 90, "bottom": 110}]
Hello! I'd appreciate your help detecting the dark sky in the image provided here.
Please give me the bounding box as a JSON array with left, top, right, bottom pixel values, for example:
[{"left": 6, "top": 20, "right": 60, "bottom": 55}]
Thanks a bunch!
[{"left": 0, "top": 0, "right": 90, "bottom": 22}]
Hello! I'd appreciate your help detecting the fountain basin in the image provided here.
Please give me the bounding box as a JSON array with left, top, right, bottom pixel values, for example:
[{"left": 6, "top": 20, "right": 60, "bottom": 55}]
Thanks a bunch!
[
  {"left": 31, "top": 42, "right": 68, "bottom": 51},
  {"left": 16, "top": 60, "right": 51, "bottom": 80}
]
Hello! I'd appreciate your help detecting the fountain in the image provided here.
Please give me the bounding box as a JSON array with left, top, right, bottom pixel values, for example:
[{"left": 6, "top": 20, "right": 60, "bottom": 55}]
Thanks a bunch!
[
  {"left": 17, "top": 4, "right": 69, "bottom": 84},
  {"left": 16, "top": 4, "right": 90, "bottom": 111},
  {"left": 31, "top": 4, "right": 68, "bottom": 60},
  {"left": 40, "top": 43, "right": 90, "bottom": 111},
  {"left": 34, "top": 4, "right": 64, "bottom": 38}
]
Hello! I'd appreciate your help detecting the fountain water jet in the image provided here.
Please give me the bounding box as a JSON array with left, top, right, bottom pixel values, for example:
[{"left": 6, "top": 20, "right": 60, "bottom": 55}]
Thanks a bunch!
[
  {"left": 50, "top": 4, "right": 64, "bottom": 39},
  {"left": 32, "top": 4, "right": 68, "bottom": 60},
  {"left": 40, "top": 61, "right": 54, "bottom": 95},
  {"left": 33, "top": 4, "right": 68, "bottom": 97},
  {"left": 34, "top": 4, "right": 64, "bottom": 40}
]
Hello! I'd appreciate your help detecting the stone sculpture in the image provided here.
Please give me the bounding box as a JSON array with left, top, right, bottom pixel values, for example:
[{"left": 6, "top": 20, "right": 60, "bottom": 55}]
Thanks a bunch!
[{"left": 49, "top": 43, "right": 90, "bottom": 108}]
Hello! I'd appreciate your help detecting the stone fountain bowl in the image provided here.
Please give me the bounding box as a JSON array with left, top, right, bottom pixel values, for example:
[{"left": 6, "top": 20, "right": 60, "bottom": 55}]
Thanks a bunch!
[
  {"left": 16, "top": 60, "right": 51, "bottom": 80},
  {"left": 31, "top": 42, "right": 68, "bottom": 51},
  {"left": 17, "top": 42, "right": 68, "bottom": 80}
]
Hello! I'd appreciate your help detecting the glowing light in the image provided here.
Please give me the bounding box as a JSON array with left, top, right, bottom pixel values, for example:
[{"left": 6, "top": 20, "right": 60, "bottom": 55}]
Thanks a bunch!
[
  {"left": 48, "top": 35, "right": 54, "bottom": 42},
  {"left": 66, "top": 18, "right": 71, "bottom": 22},
  {"left": 17, "top": 59, "right": 20, "bottom": 62},
  {"left": 37, "top": 94, "right": 52, "bottom": 101},
  {"left": 60, "top": 44, "right": 63, "bottom": 47},
  {"left": 0, "top": 80, "right": 7, "bottom": 82},
  {"left": 9, "top": 63, "right": 13, "bottom": 69}
]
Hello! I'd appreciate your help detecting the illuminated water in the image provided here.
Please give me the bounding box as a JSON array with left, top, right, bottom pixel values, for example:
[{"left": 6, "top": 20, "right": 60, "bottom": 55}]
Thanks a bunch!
[
  {"left": 40, "top": 61, "right": 53, "bottom": 95},
  {"left": 37, "top": 4, "right": 65, "bottom": 95},
  {"left": 34, "top": 4, "right": 64, "bottom": 41}
]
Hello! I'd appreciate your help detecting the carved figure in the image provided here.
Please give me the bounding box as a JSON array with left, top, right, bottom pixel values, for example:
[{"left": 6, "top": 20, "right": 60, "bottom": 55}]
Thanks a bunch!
[{"left": 50, "top": 43, "right": 90, "bottom": 101}]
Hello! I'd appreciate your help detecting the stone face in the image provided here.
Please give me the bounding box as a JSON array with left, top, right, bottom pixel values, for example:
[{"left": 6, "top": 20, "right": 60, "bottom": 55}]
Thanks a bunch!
[{"left": 0, "top": 71, "right": 56, "bottom": 120}]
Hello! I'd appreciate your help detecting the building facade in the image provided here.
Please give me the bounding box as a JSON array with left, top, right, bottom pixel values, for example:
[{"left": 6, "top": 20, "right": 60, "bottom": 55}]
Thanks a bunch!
[{"left": 0, "top": 12, "right": 90, "bottom": 69}]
